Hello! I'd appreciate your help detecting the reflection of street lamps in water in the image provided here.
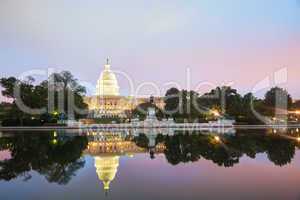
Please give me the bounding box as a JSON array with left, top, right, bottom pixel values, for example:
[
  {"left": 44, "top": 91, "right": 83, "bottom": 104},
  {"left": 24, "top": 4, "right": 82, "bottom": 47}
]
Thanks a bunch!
[{"left": 94, "top": 156, "right": 119, "bottom": 195}]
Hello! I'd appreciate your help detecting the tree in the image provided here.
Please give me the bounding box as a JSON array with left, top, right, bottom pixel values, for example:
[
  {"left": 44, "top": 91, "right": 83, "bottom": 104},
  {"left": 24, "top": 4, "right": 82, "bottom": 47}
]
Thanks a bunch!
[
  {"left": 235, "top": 93, "right": 264, "bottom": 124},
  {"left": 48, "top": 71, "right": 88, "bottom": 119},
  {"left": 151, "top": 130, "right": 297, "bottom": 167},
  {"left": 263, "top": 87, "right": 292, "bottom": 116},
  {"left": 0, "top": 134, "right": 88, "bottom": 184},
  {"left": 181, "top": 90, "right": 201, "bottom": 120},
  {"left": 164, "top": 88, "right": 204, "bottom": 121},
  {"left": 133, "top": 134, "right": 149, "bottom": 148},
  {"left": 0, "top": 71, "right": 88, "bottom": 126},
  {"left": 162, "top": 132, "right": 241, "bottom": 167},
  {"left": 198, "top": 86, "right": 242, "bottom": 118},
  {"left": 266, "top": 136, "right": 295, "bottom": 166},
  {"left": 164, "top": 88, "right": 180, "bottom": 117},
  {"left": 0, "top": 76, "right": 47, "bottom": 125},
  {"left": 0, "top": 77, "right": 17, "bottom": 98},
  {"left": 292, "top": 100, "right": 300, "bottom": 110},
  {"left": 0, "top": 103, "right": 12, "bottom": 120},
  {"left": 132, "top": 102, "right": 164, "bottom": 120},
  {"left": 49, "top": 71, "right": 86, "bottom": 95}
]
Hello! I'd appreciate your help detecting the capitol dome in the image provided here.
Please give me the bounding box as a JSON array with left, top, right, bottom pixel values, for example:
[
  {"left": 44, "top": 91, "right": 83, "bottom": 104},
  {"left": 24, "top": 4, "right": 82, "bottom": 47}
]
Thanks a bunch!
[{"left": 96, "top": 59, "right": 120, "bottom": 96}]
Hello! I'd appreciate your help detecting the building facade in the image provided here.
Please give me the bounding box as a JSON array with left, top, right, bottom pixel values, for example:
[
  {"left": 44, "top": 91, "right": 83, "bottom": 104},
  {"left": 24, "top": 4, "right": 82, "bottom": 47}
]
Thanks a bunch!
[{"left": 84, "top": 59, "right": 164, "bottom": 118}]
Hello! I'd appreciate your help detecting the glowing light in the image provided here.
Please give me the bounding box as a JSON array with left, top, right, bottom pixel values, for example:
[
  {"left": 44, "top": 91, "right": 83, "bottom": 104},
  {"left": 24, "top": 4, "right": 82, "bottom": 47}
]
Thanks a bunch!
[
  {"left": 214, "top": 136, "right": 220, "bottom": 142},
  {"left": 289, "top": 110, "right": 300, "bottom": 115},
  {"left": 52, "top": 139, "right": 58, "bottom": 145},
  {"left": 296, "top": 128, "right": 299, "bottom": 133},
  {"left": 126, "top": 153, "right": 134, "bottom": 158},
  {"left": 297, "top": 137, "right": 300, "bottom": 142},
  {"left": 53, "top": 131, "right": 57, "bottom": 137},
  {"left": 211, "top": 109, "right": 220, "bottom": 117},
  {"left": 273, "top": 129, "right": 277, "bottom": 134}
]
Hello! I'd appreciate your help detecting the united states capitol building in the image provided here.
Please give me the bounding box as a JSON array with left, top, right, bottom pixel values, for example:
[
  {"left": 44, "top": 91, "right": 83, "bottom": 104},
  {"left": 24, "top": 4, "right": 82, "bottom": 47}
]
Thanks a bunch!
[{"left": 84, "top": 59, "right": 164, "bottom": 118}]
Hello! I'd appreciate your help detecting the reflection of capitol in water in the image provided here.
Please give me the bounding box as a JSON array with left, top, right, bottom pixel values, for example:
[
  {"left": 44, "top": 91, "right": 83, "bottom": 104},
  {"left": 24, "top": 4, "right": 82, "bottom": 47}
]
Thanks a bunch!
[
  {"left": 94, "top": 155, "right": 119, "bottom": 191},
  {"left": 84, "top": 131, "right": 165, "bottom": 192},
  {"left": 84, "top": 129, "right": 234, "bottom": 193}
]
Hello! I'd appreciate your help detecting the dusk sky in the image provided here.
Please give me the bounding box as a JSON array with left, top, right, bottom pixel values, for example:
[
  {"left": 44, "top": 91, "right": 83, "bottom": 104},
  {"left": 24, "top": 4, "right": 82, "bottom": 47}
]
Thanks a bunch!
[{"left": 0, "top": 0, "right": 300, "bottom": 99}]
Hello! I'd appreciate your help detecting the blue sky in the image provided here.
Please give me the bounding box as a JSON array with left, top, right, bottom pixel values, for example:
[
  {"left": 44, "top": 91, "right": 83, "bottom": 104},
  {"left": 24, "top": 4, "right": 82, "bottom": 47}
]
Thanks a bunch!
[{"left": 1, "top": 0, "right": 300, "bottom": 99}]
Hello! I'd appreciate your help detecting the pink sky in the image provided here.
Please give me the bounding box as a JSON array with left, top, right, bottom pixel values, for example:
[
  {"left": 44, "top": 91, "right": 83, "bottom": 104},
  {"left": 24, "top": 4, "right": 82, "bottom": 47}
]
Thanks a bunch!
[{"left": 0, "top": 0, "right": 299, "bottom": 99}]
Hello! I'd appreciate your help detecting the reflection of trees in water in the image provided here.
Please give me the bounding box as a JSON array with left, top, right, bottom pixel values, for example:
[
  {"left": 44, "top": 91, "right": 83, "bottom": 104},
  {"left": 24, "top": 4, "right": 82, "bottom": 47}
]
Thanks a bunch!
[
  {"left": 164, "top": 134, "right": 202, "bottom": 165},
  {"left": 265, "top": 137, "right": 295, "bottom": 166},
  {"left": 0, "top": 134, "right": 88, "bottom": 184},
  {"left": 133, "top": 134, "right": 149, "bottom": 149},
  {"left": 0, "top": 130, "right": 298, "bottom": 185},
  {"left": 38, "top": 159, "right": 85, "bottom": 185},
  {"left": 163, "top": 133, "right": 239, "bottom": 167},
  {"left": 135, "top": 130, "right": 298, "bottom": 167}
]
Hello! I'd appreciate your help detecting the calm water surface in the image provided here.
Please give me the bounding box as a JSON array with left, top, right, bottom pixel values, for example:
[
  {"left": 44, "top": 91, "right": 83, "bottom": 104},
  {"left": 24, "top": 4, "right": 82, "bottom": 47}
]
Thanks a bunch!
[{"left": 0, "top": 129, "right": 300, "bottom": 200}]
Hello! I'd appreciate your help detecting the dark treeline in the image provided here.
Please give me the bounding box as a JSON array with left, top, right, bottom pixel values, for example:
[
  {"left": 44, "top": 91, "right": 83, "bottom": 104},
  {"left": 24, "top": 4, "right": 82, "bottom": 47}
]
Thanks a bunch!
[
  {"left": 0, "top": 133, "right": 88, "bottom": 184},
  {"left": 1, "top": 71, "right": 299, "bottom": 125},
  {"left": 0, "top": 71, "right": 88, "bottom": 126},
  {"left": 134, "top": 130, "right": 300, "bottom": 167},
  {"left": 163, "top": 86, "right": 296, "bottom": 124}
]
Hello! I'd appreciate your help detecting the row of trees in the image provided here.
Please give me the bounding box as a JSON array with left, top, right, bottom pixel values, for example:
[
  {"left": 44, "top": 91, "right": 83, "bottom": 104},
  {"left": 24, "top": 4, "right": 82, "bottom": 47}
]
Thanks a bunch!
[
  {"left": 163, "top": 86, "right": 295, "bottom": 124},
  {"left": 0, "top": 71, "right": 88, "bottom": 126},
  {"left": 1, "top": 71, "right": 298, "bottom": 125},
  {"left": 134, "top": 130, "right": 299, "bottom": 167},
  {"left": 0, "top": 133, "right": 88, "bottom": 183}
]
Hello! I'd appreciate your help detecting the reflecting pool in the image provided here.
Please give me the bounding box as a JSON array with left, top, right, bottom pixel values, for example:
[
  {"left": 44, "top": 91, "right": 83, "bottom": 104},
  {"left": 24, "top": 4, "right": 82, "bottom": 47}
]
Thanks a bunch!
[{"left": 0, "top": 129, "right": 300, "bottom": 200}]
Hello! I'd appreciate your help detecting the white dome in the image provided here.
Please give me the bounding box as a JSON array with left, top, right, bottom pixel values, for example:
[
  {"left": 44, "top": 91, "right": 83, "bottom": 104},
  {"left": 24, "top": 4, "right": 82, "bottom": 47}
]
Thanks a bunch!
[{"left": 96, "top": 62, "right": 120, "bottom": 96}]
